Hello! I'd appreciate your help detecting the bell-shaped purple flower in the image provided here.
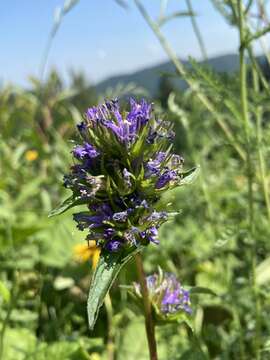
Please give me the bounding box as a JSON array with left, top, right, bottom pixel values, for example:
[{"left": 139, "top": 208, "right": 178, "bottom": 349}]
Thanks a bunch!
[
  {"left": 73, "top": 143, "right": 99, "bottom": 160},
  {"left": 155, "top": 170, "right": 177, "bottom": 189},
  {"left": 133, "top": 271, "right": 191, "bottom": 316},
  {"left": 106, "top": 239, "right": 123, "bottom": 252},
  {"left": 145, "top": 152, "right": 167, "bottom": 177}
]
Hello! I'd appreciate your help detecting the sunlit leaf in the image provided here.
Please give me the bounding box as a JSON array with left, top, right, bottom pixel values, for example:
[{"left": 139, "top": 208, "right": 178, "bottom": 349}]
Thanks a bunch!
[
  {"left": 87, "top": 246, "right": 143, "bottom": 330},
  {"left": 256, "top": 257, "right": 270, "bottom": 285}
]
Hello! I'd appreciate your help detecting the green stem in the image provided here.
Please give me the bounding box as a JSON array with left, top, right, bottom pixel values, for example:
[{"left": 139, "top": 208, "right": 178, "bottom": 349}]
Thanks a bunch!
[
  {"left": 251, "top": 50, "right": 264, "bottom": 360},
  {"left": 185, "top": 0, "right": 208, "bottom": 61},
  {"left": 104, "top": 294, "right": 115, "bottom": 360},
  {"left": 237, "top": 1, "right": 260, "bottom": 358},
  {"left": 246, "top": 24, "right": 270, "bottom": 45},
  {"left": 238, "top": 0, "right": 254, "bottom": 236},
  {"left": 135, "top": 254, "right": 158, "bottom": 360},
  {"left": 247, "top": 46, "right": 270, "bottom": 95},
  {"left": 233, "top": 308, "right": 246, "bottom": 360}
]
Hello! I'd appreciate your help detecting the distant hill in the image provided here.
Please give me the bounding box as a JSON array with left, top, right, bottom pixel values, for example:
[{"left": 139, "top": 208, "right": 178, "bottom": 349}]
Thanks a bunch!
[{"left": 95, "top": 54, "right": 240, "bottom": 97}]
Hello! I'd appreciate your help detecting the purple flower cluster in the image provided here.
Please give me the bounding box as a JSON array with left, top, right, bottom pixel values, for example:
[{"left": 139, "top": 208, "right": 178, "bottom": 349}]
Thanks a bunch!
[
  {"left": 134, "top": 272, "right": 191, "bottom": 315},
  {"left": 64, "top": 98, "right": 186, "bottom": 253},
  {"left": 85, "top": 98, "right": 152, "bottom": 145}
]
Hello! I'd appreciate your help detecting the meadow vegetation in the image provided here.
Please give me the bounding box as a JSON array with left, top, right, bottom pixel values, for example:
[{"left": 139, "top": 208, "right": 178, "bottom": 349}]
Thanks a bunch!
[{"left": 1, "top": 1, "right": 270, "bottom": 359}]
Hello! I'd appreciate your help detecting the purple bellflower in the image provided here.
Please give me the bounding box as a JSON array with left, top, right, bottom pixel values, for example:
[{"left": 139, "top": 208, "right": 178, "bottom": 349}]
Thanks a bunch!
[{"left": 133, "top": 271, "right": 191, "bottom": 316}]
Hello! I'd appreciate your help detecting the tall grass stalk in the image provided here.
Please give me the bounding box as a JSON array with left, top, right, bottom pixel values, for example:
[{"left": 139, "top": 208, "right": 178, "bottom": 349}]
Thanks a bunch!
[
  {"left": 39, "top": 0, "right": 80, "bottom": 80},
  {"left": 185, "top": 0, "right": 208, "bottom": 61}
]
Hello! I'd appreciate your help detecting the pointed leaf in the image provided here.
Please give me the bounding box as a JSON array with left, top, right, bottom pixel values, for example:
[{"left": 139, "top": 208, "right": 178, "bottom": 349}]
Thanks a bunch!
[
  {"left": 87, "top": 246, "right": 143, "bottom": 330},
  {"left": 48, "top": 195, "right": 87, "bottom": 217},
  {"left": 180, "top": 166, "right": 200, "bottom": 186}
]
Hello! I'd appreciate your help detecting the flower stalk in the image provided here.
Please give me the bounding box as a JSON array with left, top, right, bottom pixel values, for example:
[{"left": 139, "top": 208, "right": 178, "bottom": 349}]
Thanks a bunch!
[{"left": 135, "top": 253, "right": 158, "bottom": 360}]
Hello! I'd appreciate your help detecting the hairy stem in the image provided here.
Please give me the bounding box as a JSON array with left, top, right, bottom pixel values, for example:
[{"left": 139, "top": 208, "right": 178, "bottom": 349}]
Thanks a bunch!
[{"left": 135, "top": 253, "right": 158, "bottom": 360}]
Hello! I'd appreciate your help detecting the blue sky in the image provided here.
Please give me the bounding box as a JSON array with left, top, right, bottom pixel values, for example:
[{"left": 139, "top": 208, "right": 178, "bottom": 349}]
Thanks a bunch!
[{"left": 0, "top": 0, "right": 243, "bottom": 87}]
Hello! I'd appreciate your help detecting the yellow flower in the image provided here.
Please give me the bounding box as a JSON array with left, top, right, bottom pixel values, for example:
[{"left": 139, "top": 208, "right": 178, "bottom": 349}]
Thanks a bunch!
[
  {"left": 25, "top": 150, "right": 38, "bottom": 162},
  {"left": 73, "top": 241, "right": 101, "bottom": 269}
]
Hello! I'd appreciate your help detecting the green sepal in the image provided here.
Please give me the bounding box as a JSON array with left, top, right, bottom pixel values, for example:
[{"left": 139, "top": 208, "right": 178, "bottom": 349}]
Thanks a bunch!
[
  {"left": 87, "top": 245, "right": 144, "bottom": 330},
  {"left": 153, "top": 303, "right": 194, "bottom": 330}
]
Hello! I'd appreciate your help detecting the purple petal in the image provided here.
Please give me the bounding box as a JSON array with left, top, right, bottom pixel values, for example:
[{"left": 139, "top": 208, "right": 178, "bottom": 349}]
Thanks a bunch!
[
  {"left": 155, "top": 170, "right": 177, "bottom": 189},
  {"left": 106, "top": 240, "right": 123, "bottom": 252}
]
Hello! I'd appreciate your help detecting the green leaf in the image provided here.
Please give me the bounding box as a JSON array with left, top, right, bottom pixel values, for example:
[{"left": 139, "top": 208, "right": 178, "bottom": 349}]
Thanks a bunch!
[
  {"left": 13, "top": 178, "right": 43, "bottom": 209},
  {"left": 180, "top": 166, "right": 200, "bottom": 186},
  {"left": 0, "top": 280, "right": 10, "bottom": 303},
  {"left": 189, "top": 286, "right": 217, "bottom": 296},
  {"left": 87, "top": 246, "right": 143, "bottom": 330},
  {"left": 48, "top": 195, "right": 87, "bottom": 217},
  {"left": 117, "top": 317, "right": 148, "bottom": 360},
  {"left": 1, "top": 327, "right": 37, "bottom": 360},
  {"left": 256, "top": 257, "right": 270, "bottom": 285},
  {"left": 10, "top": 309, "right": 38, "bottom": 323}
]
